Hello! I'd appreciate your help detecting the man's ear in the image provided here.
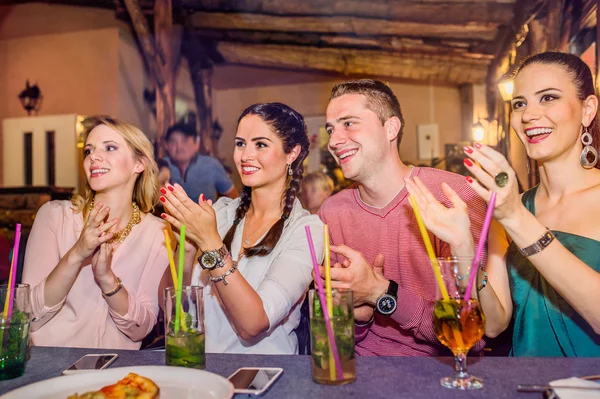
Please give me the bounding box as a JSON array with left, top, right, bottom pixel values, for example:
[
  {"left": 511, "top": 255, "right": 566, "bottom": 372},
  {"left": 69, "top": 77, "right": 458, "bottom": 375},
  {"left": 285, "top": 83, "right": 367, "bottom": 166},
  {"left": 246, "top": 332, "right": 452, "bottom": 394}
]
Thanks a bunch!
[{"left": 385, "top": 116, "right": 402, "bottom": 143}]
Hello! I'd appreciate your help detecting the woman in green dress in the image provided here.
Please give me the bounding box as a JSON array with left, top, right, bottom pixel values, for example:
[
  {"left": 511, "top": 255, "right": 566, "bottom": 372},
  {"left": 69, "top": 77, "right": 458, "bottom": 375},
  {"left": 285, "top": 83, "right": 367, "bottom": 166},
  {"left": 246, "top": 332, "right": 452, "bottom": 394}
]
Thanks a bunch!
[{"left": 406, "top": 51, "right": 600, "bottom": 356}]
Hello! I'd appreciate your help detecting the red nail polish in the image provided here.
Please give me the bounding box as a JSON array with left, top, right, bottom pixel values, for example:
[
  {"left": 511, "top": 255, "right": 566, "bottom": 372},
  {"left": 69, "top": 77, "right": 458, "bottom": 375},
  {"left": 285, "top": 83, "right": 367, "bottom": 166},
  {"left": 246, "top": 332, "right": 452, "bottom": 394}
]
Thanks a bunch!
[
  {"left": 160, "top": 196, "right": 166, "bottom": 203},
  {"left": 464, "top": 158, "right": 474, "bottom": 167},
  {"left": 167, "top": 185, "right": 175, "bottom": 192},
  {"left": 160, "top": 188, "right": 167, "bottom": 195},
  {"left": 474, "top": 142, "right": 482, "bottom": 149},
  {"left": 200, "top": 194, "right": 205, "bottom": 201},
  {"left": 161, "top": 213, "right": 167, "bottom": 219},
  {"left": 463, "top": 146, "right": 473, "bottom": 154},
  {"left": 466, "top": 176, "right": 473, "bottom": 183}
]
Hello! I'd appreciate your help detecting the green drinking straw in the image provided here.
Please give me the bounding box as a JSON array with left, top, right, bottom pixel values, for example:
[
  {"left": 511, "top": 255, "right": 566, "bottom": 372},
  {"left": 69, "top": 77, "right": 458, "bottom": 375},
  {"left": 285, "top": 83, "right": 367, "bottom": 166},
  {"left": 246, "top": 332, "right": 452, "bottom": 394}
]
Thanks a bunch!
[{"left": 174, "top": 225, "right": 186, "bottom": 334}]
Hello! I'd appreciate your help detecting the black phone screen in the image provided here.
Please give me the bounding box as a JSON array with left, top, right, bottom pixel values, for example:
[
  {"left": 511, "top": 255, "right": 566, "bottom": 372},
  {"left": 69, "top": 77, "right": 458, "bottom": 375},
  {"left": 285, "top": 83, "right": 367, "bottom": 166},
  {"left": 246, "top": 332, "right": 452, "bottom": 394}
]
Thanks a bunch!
[
  {"left": 229, "top": 369, "right": 280, "bottom": 390},
  {"left": 67, "top": 355, "right": 116, "bottom": 371}
]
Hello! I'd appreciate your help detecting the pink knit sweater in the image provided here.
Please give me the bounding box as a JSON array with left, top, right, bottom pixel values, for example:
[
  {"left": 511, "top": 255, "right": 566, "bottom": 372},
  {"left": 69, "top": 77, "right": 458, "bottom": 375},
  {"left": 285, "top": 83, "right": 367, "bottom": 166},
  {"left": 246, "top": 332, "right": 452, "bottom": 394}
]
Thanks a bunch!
[{"left": 319, "top": 167, "right": 487, "bottom": 356}]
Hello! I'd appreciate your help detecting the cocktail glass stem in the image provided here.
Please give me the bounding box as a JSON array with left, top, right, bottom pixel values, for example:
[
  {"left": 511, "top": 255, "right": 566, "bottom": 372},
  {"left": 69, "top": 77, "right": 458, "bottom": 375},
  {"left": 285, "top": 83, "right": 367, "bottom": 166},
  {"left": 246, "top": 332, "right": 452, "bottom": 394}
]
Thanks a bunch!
[
  {"left": 440, "top": 350, "right": 483, "bottom": 390},
  {"left": 454, "top": 351, "right": 468, "bottom": 378}
]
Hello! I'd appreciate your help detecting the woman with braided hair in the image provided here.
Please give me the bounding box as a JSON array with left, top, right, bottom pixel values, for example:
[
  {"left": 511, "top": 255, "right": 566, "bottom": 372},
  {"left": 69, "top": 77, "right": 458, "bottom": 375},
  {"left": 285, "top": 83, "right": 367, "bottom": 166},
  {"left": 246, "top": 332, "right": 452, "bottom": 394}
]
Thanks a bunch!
[{"left": 160, "top": 102, "right": 324, "bottom": 354}]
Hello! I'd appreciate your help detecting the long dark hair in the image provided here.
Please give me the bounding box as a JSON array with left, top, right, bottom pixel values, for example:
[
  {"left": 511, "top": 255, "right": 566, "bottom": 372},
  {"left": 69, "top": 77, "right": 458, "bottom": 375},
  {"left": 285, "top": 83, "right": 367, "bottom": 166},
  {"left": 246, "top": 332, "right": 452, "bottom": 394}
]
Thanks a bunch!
[
  {"left": 516, "top": 51, "right": 600, "bottom": 169},
  {"left": 223, "top": 103, "right": 310, "bottom": 257}
]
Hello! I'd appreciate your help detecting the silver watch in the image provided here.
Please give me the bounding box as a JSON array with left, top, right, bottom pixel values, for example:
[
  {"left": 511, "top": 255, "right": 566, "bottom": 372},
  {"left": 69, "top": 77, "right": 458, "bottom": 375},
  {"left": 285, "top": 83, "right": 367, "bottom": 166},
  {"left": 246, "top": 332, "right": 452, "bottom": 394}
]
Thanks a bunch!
[
  {"left": 198, "top": 244, "right": 230, "bottom": 270},
  {"left": 518, "top": 230, "right": 555, "bottom": 257}
]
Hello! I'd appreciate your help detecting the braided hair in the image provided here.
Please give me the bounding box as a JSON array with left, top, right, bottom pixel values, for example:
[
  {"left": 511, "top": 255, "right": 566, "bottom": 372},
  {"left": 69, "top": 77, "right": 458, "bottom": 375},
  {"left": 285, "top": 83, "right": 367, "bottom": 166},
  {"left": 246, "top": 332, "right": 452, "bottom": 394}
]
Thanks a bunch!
[{"left": 223, "top": 103, "right": 310, "bottom": 257}]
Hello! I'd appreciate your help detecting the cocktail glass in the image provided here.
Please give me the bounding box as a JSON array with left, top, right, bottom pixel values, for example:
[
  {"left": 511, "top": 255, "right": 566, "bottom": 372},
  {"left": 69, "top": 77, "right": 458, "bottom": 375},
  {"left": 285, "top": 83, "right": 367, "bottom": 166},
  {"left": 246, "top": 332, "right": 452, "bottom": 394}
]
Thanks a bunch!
[
  {"left": 433, "top": 257, "right": 485, "bottom": 390},
  {"left": 1, "top": 284, "right": 31, "bottom": 380},
  {"left": 309, "top": 288, "right": 355, "bottom": 385},
  {"left": 164, "top": 286, "right": 204, "bottom": 369}
]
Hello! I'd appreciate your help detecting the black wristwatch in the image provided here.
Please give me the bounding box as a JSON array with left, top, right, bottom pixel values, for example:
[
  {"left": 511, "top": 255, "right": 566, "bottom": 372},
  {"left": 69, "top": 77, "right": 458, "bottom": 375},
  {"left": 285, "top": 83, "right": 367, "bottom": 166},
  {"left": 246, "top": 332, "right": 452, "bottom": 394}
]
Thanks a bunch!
[
  {"left": 375, "top": 280, "right": 398, "bottom": 316},
  {"left": 198, "top": 244, "right": 230, "bottom": 270}
]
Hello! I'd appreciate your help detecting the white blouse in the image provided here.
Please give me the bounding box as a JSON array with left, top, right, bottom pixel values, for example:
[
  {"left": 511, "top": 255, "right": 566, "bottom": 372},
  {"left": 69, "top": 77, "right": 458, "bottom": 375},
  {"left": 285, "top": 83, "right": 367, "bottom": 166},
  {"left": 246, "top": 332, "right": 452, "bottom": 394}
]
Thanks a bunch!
[{"left": 192, "top": 197, "right": 324, "bottom": 354}]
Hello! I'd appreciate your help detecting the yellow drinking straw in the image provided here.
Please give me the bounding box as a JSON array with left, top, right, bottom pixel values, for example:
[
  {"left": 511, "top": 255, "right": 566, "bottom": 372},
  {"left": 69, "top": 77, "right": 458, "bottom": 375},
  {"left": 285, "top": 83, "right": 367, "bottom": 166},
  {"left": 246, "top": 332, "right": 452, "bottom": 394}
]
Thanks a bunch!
[
  {"left": 409, "top": 195, "right": 465, "bottom": 348},
  {"left": 409, "top": 196, "right": 449, "bottom": 300},
  {"left": 163, "top": 229, "right": 187, "bottom": 332},
  {"left": 323, "top": 224, "right": 337, "bottom": 380},
  {"left": 2, "top": 251, "right": 15, "bottom": 320}
]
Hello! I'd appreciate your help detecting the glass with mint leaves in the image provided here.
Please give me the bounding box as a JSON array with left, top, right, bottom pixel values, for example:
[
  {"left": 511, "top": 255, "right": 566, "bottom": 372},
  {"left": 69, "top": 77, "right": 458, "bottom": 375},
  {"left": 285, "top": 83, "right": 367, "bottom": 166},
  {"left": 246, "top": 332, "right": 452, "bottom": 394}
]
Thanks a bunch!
[
  {"left": 309, "top": 288, "right": 355, "bottom": 385},
  {"left": 1, "top": 284, "right": 31, "bottom": 381},
  {"left": 164, "top": 286, "right": 204, "bottom": 369},
  {"left": 433, "top": 257, "right": 485, "bottom": 390}
]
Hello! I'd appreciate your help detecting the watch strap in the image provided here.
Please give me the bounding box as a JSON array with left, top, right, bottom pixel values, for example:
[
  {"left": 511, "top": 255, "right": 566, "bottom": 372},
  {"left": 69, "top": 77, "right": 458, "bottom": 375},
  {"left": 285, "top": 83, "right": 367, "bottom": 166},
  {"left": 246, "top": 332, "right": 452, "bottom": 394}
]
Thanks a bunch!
[
  {"left": 387, "top": 279, "right": 399, "bottom": 298},
  {"left": 518, "top": 229, "right": 555, "bottom": 257}
]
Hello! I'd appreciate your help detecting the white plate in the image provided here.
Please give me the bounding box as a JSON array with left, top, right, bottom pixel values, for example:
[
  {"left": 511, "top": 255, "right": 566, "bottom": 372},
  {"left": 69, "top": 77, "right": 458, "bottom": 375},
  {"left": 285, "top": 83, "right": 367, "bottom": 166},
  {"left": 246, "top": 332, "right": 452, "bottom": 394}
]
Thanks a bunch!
[{"left": 1, "top": 366, "right": 234, "bottom": 399}]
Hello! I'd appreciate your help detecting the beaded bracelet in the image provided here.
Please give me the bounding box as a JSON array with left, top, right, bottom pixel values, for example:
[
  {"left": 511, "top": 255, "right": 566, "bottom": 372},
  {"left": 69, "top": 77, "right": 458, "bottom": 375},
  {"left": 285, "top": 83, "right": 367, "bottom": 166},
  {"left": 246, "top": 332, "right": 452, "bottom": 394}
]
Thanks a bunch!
[
  {"left": 477, "top": 271, "right": 488, "bottom": 292},
  {"left": 209, "top": 262, "right": 238, "bottom": 286},
  {"left": 102, "top": 277, "right": 123, "bottom": 297}
]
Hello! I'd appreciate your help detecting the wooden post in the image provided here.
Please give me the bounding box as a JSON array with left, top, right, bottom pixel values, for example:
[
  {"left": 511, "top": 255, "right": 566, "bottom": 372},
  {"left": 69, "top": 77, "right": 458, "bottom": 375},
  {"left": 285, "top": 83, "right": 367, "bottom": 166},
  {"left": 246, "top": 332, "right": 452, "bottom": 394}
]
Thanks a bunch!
[
  {"left": 154, "top": 0, "right": 177, "bottom": 157},
  {"left": 125, "top": 0, "right": 180, "bottom": 157},
  {"left": 459, "top": 84, "right": 474, "bottom": 143}
]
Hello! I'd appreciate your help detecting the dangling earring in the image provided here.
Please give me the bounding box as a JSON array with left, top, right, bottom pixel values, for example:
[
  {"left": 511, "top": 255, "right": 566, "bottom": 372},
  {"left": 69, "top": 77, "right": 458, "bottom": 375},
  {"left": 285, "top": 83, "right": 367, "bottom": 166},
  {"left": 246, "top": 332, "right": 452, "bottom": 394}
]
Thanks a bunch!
[
  {"left": 580, "top": 126, "right": 598, "bottom": 169},
  {"left": 288, "top": 164, "right": 293, "bottom": 176}
]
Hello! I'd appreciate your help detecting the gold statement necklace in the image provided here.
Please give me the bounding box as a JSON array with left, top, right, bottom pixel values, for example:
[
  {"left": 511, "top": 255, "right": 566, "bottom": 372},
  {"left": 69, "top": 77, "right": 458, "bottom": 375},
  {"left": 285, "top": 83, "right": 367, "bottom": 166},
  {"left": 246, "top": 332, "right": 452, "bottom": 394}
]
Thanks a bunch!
[{"left": 89, "top": 199, "right": 141, "bottom": 244}]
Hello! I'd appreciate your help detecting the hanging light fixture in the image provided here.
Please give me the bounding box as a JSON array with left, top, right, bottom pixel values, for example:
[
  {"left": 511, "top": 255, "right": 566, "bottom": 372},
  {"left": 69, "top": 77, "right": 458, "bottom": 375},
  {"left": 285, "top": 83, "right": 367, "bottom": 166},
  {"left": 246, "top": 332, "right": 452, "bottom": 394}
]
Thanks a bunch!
[
  {"left": 472, "top": 119, "right": 486, "bottom": 142},
  {"left": 18, "top": 80, "right": 42, "bottom": 116},
  {"left": 497, "top": 76, "right": 514, "bottom": 102}
]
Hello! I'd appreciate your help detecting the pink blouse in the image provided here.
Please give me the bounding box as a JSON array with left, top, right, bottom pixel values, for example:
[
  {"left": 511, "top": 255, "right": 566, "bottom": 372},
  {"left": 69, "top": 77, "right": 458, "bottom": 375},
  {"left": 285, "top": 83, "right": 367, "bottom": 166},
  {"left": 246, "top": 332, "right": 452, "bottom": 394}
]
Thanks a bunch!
[{"left": 22, "top": 201, "right": 169, "bottom": 349}]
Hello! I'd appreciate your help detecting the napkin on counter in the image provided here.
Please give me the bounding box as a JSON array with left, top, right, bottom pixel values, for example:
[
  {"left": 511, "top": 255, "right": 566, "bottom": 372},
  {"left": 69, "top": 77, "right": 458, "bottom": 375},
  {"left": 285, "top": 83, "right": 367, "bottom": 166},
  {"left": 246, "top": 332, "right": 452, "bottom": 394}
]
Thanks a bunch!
[{"left": 550, "top": 377, "right": 600, "bottom": 399}]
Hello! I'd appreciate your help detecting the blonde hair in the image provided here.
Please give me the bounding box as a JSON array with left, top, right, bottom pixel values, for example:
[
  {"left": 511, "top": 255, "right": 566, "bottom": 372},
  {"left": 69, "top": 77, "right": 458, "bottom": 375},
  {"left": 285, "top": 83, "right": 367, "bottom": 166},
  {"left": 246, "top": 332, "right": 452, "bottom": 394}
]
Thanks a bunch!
[
  {"left": 71, "top": 116, "right": 159, "bottom": 218},
  {"left": 302, "top": 171, "right": 334, "bottom": 194}
]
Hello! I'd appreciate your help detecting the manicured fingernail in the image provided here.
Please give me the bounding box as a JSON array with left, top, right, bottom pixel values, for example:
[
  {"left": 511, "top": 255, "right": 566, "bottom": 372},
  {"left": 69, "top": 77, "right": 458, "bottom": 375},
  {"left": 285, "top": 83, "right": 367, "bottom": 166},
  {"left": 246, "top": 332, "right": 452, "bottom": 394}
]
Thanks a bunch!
[
  {"left": 474, "top": 142, "right": 482, "bottom": 149},
  {"left": 160, "top": 196, "right": 166, "bottom": 203},
  {"left": 167, "top": 185, "right": 175, "bottom": 192},
  {"left": 463, "top": 146, "right": 473, "bottom": 154},
  {"left": 161, "top": 213, "right": 167, "bottom": 219},
  {"left": 466, "top": 176, "right": 473, "bottom": 183},
  {"left": 200, "top": 194, "right": 205, "bottom": 201},
  {"left": 464, "top": 158, "right": 474, "bottom": 167},
  {"left": 160, "top": 188, "right": 167, "bottom": 195}
]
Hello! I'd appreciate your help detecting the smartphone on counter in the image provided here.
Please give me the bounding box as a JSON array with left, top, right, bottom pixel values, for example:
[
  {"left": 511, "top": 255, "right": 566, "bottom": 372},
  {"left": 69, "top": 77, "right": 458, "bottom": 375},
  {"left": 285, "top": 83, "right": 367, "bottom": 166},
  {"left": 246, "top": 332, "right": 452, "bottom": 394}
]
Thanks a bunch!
[
  {"left": 227, "top": 367, "right": 284, "bottom": 396},
  {"left": 62, "top": 354, "right": 119, "bottom": 375}
]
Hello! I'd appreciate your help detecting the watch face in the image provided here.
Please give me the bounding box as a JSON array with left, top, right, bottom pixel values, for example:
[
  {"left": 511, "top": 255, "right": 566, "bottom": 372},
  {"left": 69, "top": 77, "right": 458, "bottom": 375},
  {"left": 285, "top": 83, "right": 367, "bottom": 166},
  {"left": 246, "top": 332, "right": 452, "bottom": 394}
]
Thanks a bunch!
[
  {"left": 377, "top": 294, "right": 397, "bottom": 315},
  {"left": 201, "top": 253, "right": 217, "bottom": 269}
]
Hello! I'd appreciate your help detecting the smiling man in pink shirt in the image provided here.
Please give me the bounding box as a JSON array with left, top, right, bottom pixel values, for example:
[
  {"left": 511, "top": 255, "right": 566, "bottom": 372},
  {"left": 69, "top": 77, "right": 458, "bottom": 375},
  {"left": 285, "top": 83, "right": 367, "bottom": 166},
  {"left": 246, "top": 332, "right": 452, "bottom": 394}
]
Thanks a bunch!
[{"left": 319, "top": 80, "right": 487, "bottom": 356}]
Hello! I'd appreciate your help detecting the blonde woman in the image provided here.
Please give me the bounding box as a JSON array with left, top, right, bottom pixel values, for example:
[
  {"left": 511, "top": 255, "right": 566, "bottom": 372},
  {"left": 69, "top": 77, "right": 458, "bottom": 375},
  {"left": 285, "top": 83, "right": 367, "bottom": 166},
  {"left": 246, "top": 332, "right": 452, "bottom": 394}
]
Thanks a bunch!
[{"left": 22, "top": 116, "right": 169, "bottom": 349}]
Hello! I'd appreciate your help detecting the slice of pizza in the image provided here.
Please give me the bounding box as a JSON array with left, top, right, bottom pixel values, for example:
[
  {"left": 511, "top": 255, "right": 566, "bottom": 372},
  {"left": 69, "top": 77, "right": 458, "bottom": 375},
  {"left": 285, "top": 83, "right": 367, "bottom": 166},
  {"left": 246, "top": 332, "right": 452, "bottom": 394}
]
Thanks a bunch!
[{"left": 67, "top": 372, "right": 159, "bottom": 399}]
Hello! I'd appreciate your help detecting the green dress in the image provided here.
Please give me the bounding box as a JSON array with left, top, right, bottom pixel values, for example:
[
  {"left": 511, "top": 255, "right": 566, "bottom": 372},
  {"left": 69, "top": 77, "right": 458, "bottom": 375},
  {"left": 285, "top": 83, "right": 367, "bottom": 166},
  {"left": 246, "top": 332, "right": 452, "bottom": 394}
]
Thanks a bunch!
[{"left": 507, "top": 186, "right": 600, "bottom": 356}]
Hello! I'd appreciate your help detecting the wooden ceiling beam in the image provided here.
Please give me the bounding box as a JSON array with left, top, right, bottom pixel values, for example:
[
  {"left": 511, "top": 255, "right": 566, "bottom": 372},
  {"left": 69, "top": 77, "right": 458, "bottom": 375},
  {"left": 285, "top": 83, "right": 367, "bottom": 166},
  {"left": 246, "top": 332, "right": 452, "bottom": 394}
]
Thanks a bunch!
[
  {"left": 182, "top": 0, "right": 514, "bottom": 25},
  {"left": 215, "top": 42, "right": 489, "bottom": 85},
  {"left": 196, "top": 29, "right": 495, "bottom": 60},
  {"left": 191, "top": 12, "right": 500, "bottom": 41}
]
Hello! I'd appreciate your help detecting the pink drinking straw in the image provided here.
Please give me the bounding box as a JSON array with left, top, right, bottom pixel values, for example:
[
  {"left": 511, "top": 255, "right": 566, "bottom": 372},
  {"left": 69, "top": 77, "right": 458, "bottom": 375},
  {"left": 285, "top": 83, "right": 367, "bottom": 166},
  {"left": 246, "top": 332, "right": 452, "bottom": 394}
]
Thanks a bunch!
[
  {"left": 6, "top": 224, "right": 22, "bottom": 321},
  {"left": 464, "top": 193, "right": 496, "bottom": 300},
  {"left": 305, "top": 225, "right": 344, "bottom": 381}
]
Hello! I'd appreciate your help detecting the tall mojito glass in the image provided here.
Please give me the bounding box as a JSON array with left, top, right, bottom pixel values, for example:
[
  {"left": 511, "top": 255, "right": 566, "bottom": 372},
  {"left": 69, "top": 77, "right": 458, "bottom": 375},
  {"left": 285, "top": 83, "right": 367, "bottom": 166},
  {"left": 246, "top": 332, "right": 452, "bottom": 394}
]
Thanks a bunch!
[
  {"left": 1, "top": 284, "right": 31, "bottom": 380},
  {"left": 164, "top": 286, "right": 204, "bottom": 369},
  {"left": 309, "top": 288, "right": 355, "bottom": 385},
  {"left": 433, "top": 257, "right": 485, "bottom": 390}
]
